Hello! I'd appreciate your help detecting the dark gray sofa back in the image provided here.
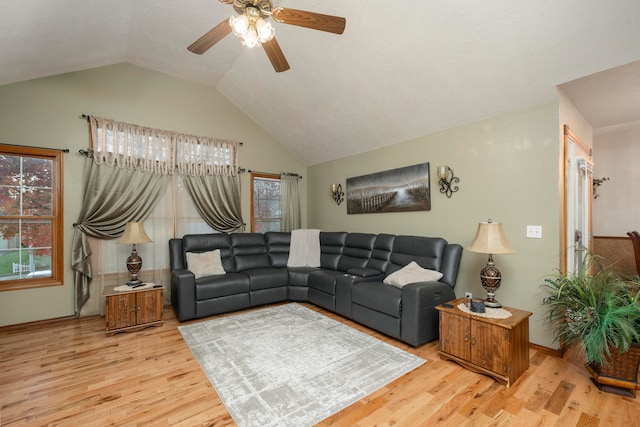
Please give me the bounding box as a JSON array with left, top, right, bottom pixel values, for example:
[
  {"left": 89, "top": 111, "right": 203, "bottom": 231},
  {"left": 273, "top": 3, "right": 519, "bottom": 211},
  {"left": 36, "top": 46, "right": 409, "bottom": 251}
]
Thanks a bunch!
[
  {"left": 182, "top": 233, "right": 236, "bottom": 272},
  {"left": 319, "top": 232, "right": 347, "bottom": 270},
  {"left": 366, "top": 233, "right": 395, "bottom": 273},
  {"left": 231, "top": 233, "right": 271, "bottom": 272},
  {"left": 265, "top": 232, "right": 291, "bottom": 267},
  {"left": 387, "top": 235, "right": 461, "bottom": 287},
  {"left": 337, "top": 233, "right": 376, "bottom": 271}
]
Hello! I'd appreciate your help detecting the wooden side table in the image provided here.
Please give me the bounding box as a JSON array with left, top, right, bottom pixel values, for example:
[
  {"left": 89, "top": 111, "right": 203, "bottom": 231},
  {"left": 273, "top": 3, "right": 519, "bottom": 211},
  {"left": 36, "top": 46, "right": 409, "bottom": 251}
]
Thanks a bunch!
[
  {"left": 103, "top": 283, "right": 164, "bottom": 335},
  {"left": 436, "top": 298, "right": 532, "bottom": 387}
]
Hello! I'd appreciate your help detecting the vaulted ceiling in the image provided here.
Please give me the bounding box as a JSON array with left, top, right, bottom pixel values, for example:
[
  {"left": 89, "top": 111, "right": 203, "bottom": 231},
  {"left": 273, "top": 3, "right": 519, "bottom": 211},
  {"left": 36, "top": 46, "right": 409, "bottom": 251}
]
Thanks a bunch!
[{"left": 2, "top": 0, "right": 639, "bottom": 165}]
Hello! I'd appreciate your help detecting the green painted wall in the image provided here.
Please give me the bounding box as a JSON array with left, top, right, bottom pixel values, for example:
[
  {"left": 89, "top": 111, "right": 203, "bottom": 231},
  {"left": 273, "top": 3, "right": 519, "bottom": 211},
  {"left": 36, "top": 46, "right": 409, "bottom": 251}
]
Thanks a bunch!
[
  {"left": 308, "top": 102, "right": 562, "bottom": 347},
  {"left": 0, "top": 63, "right": 584, "bottom": 349},
  {"left": 0, "top": 63, "right": 307, "bottom": 326}
]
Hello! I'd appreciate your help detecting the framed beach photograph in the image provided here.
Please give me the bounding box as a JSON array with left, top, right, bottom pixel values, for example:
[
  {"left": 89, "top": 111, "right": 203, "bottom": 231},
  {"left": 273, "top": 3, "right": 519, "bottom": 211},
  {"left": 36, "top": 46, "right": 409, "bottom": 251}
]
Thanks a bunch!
[{"left": 346, "top": 163, "right": 430, "bottom": 214}]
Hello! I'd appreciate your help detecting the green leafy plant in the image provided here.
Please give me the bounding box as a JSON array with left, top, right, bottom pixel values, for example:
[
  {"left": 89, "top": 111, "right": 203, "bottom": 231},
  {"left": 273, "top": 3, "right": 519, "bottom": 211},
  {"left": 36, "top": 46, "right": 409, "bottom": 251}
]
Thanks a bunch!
[{"left": 541, "top": 253, "right": 640, "bottom": 367}]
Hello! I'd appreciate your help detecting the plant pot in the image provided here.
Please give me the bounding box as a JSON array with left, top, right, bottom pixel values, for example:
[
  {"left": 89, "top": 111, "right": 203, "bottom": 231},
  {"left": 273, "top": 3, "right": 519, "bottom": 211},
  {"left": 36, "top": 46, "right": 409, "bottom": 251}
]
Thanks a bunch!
[{"left": 585, "top": 342, "right": 640, "bottom": 397}]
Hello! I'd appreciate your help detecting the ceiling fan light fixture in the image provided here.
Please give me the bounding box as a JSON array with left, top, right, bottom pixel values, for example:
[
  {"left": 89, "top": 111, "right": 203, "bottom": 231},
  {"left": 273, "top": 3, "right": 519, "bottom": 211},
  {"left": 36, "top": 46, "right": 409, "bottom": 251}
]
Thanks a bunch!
[
  {"left": 230, "top": 13, "right": 249, "bottom": 36},
  {"left": 256, "top": 18, "right": 275, "bottom": 43},
  {"left": 229, "top": 5, "right": 273, "bottom": 48}
]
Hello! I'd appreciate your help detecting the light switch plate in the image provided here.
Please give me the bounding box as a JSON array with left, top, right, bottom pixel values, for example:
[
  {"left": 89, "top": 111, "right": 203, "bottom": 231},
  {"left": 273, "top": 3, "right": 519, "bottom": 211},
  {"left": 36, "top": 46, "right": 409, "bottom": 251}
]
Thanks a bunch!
[{"left": 526, "top": 225, "right": 542, "bottom": 238}]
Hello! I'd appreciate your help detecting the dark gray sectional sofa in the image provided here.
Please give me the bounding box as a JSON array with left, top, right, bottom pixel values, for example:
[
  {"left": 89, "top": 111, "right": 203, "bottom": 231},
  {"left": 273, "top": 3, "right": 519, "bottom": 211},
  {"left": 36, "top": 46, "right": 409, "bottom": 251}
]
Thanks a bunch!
[{"left": 169, "top": 231, "right": 462, "bottom": 346}]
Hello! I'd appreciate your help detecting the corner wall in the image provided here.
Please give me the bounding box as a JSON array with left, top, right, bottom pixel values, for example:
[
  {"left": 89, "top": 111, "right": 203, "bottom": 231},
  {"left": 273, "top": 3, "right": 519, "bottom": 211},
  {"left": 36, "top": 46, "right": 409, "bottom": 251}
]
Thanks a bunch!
[
  {"left": 308, "top": 102, "right": 561, "bottom": 347},
  {"left": 0, "top": 63, "right": 307, "bottom": 326}
]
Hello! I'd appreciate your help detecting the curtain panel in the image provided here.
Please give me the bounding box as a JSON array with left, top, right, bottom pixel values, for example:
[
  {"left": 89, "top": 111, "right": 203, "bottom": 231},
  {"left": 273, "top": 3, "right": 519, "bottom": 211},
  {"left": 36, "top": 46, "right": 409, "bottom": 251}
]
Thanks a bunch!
[
  {"left": 71, "top": 159, "right": 169, "bottom": 315},
  {"left": 181, "top": 174, "right": 245, "bottom": 233},
  {"left": 280, "top": 173, "right": 301, "bottom": 232}
]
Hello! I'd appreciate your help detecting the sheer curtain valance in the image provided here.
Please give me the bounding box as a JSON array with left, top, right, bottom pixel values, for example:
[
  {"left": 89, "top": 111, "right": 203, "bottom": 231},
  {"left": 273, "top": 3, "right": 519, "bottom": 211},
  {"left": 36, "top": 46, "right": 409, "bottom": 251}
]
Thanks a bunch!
[{"left": 90, "top": 116, "right": 241, "bottom": 176}]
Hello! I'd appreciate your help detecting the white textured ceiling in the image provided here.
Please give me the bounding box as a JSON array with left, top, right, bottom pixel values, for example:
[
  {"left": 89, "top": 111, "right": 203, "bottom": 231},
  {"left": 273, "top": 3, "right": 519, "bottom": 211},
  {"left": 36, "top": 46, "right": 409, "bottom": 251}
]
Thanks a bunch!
[{"left": 1, "top": 0, "right": 640, "bottom": 165}]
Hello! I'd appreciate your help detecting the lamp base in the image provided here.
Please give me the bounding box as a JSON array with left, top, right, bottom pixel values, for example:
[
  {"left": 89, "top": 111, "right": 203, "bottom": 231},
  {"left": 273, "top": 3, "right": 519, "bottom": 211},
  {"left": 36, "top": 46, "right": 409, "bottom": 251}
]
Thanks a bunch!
[
  {"left": 127, "top": 279, "right": 142, "bottom": 286},
  {"left": 480, "top": 255, "right": 503, "bottom": 309},
  {"left": 483, "top": 298, "right": 502, "bottom": 308}
]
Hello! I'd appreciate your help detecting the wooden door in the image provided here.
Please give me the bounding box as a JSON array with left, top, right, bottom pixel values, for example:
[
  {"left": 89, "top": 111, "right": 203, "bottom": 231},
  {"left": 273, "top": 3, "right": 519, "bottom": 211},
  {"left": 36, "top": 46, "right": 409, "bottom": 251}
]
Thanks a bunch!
[
  {"left": 439, "top": 311, "right": 471, "bottom": 361},
  {"left": 135, "top": 290, "right": 162, "bottom": 325},
  {"left": 106, "top": 293, "right": 136, "bottom": 330},
  {"left": 470, "top": 320, "right": 509, "bottom": 376}
]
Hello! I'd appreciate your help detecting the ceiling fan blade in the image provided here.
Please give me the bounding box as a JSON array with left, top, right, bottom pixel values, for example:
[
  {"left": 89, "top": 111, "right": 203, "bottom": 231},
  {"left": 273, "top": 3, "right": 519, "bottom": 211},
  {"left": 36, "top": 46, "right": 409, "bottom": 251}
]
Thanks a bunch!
[
  {"left": 187, "top": 19, "right": 232, "bottom": 54},
  {"left": 262, "top": 38, "right": 290, "bottom": 72},
  {"left": 273, "top": 8, "right": 346, "bottom": 35}
]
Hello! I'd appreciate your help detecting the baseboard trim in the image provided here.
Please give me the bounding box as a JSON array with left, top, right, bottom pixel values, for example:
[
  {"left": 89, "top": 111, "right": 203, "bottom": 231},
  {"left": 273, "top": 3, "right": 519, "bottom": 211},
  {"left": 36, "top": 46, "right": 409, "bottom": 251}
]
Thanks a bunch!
[
  {"left": 530, "top": 342, "right": 563, "bottom": 358},
  {"left": 0, "top": 314, "right": 100, "bottom": 331}
]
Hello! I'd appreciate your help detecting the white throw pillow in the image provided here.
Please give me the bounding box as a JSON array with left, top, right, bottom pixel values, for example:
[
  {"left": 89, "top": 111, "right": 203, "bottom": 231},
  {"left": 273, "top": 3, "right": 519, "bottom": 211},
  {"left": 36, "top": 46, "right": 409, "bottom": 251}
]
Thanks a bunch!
[
  {"left": 383, "top": 261, "right": 443, "bottom": 288},
  {"left": 186, "top": 249, "right": 226, "bottom": 279}
]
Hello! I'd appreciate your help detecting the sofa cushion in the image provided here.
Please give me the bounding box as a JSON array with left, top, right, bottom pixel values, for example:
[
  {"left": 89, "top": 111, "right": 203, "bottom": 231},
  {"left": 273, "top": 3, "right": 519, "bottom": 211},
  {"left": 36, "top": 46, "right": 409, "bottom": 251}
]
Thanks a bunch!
[
  {"left": 195, "top": 273, "right": 250, "bottom": 300},
  {"left": 286, "top": 266, "right": 320, "bottom": 287},
  {"left": 308, "top": 270, "right": 344, "bottom": 294},
  {"left": 352, "top": 282, "right": 402, "bottom": 318},
  {"left": 383, "top": 261, "right": 443, "bottom": 288},
  {"left": 243, "top": 268, "right": 289, "bottom": 291},
  {"left": 186, "top": 249, "right": 225, "bottom": 279}
]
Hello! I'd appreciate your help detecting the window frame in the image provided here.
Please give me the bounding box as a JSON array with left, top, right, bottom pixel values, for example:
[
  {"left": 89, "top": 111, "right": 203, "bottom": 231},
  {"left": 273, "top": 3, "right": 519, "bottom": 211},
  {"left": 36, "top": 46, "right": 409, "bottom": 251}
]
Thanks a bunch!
[
  {"left": 250, "top": 173, "right": 281, "bottom": 233},
  {"left": 0, "top": 144, "right": 64, "bottom": 291}
]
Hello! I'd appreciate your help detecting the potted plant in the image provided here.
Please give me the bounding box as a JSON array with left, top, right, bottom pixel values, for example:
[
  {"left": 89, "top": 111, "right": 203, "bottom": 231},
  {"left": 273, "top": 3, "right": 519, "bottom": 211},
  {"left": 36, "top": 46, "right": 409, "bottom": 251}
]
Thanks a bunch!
[{"left": 541, "top": 252, "right": 640, "bottom": 397}]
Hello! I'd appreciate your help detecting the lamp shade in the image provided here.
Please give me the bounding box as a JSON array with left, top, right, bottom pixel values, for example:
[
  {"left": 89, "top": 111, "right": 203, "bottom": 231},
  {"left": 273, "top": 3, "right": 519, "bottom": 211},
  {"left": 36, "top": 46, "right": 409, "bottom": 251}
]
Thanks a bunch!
[
  {"left": 467, "top": 220, "right": 515, "bottom": 254},
  {"left": 117, "top": 222, "right": 153, "bottom": 245}
]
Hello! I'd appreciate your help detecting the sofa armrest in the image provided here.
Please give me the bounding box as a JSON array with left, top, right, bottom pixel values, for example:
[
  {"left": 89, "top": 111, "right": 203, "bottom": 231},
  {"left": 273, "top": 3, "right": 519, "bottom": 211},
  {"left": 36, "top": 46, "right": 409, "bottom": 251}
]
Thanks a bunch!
[
  {"left": 171, "top": 269, "right": 196, "bottom": 321},
  {"left": 346, "top": 267, "right": 384, "bottom": 279},
  {"left": 400, "top": 281, "right": 456, "bottom": 346}
]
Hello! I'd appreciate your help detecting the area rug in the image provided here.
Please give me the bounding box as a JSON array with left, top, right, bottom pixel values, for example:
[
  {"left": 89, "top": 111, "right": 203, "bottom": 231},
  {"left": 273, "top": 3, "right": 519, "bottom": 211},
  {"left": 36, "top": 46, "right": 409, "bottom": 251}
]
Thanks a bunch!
[{"left": 178, "top": 303, "right": 425, "bottom": 427}]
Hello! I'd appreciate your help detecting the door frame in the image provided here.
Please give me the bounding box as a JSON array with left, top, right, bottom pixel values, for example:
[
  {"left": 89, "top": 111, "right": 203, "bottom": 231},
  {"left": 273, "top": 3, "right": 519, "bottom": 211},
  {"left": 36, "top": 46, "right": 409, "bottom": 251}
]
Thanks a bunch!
[{"left": 562, "top": 125, "right": 593, "bottom": 274}]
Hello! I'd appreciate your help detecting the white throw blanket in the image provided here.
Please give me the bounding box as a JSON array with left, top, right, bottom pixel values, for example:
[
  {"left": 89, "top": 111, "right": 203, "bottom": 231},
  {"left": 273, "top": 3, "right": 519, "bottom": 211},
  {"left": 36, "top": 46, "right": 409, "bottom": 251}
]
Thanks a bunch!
[{"left": 287, "top": 229, "right": 321, "bottom": 267}]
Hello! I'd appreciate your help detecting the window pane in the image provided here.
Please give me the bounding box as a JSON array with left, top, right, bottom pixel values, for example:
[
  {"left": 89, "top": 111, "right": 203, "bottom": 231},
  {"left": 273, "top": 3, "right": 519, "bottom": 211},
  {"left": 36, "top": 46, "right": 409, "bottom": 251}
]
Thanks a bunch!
[
  {"left": 21, "top": 219, "right": 52, "bottom": 251},
  {"left": 255, "top": 219, "right": 281, "bottom": 233},
  {"left": 22, "top": 157, "right": 52, "bottom": 187},
  {"left": 0, "top": 219, "right": 19, "bottom": 246},
  {"left": 22, "top": 187, "right": 53, "bottom": 215},
  {"left": 0, "top": 186, "right": 20, "bottom": 215},
  {"left": 0, "top": 154, "right": 20, "bottom": 185},
  {"left": 0, "top": 248, "right": 25, "bottom": 280}
]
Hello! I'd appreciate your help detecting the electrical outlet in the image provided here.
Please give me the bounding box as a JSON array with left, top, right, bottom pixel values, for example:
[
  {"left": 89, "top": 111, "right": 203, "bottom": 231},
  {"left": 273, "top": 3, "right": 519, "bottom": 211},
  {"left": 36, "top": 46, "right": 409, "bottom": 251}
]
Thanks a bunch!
[{"left": 465, "top": 292, "right": 472, "bottom": 299}]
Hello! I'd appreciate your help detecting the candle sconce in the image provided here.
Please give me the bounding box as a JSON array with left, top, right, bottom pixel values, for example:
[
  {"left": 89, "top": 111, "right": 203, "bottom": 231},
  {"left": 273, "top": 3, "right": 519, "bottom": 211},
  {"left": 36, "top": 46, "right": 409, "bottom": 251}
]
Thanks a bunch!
[
  {"left": 436, "top": 165, "right": 460, "bottom": 198},
  {"left": 330, "top": 183, "right": 344, "bottom": 205}
]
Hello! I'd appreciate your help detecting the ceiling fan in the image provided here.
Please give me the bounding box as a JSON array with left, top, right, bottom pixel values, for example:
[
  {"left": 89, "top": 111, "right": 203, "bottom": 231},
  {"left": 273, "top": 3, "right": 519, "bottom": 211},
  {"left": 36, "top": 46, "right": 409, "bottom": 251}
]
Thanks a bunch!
[{"left": 187, "top": 0, "right": 346, "bottom": 72}]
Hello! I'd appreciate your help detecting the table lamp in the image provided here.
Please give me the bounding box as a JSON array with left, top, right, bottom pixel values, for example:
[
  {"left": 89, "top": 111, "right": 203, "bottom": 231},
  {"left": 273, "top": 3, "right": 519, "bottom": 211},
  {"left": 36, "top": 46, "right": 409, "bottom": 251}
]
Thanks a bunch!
[
  {"left": 467, "top": 219, "right": 515, "bottom": 308},
  {"left": 117, "top": 222, "right": 153, "bottom": 285}
]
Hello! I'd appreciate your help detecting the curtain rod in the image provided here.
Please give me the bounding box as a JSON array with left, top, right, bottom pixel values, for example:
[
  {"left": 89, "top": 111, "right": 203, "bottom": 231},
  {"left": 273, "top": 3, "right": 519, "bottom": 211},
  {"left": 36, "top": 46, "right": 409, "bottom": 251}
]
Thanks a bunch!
[
  {"left": 247, "top": 169, "right": 303, "bottom": 179},
  {"left": 1, "top": 142, "right": 69, "bottom": 153},
  {"left": 80, "top": 113, "right": 243, "bottom": 145}
]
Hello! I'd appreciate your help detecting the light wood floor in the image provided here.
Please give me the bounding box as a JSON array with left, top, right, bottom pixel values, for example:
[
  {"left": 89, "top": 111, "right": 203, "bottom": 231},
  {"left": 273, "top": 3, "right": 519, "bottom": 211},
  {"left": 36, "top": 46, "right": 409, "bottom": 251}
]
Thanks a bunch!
[{"left": 2, "top": 303, "right": 640, "bottom": 426}]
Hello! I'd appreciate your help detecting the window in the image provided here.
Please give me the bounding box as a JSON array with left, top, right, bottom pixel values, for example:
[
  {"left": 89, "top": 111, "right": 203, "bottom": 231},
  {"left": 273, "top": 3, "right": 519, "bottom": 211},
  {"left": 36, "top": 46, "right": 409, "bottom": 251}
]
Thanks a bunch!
[
  {"left": 0, "top": 145, "right": 63, "bottom": 291},
  {"left": 251, "top": 173, "right": 281, "bottom": 232}
]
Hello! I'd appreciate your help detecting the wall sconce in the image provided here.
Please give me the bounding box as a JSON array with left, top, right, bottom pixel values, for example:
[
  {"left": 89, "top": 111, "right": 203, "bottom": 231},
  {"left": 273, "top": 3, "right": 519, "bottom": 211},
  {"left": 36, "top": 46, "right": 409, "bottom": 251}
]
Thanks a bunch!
[
  {"left": 436, "top": 165, "right": 460, "bottom": 198},
  {"left": 330, "top": 184, "right": 344, "bottom": 205}
]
